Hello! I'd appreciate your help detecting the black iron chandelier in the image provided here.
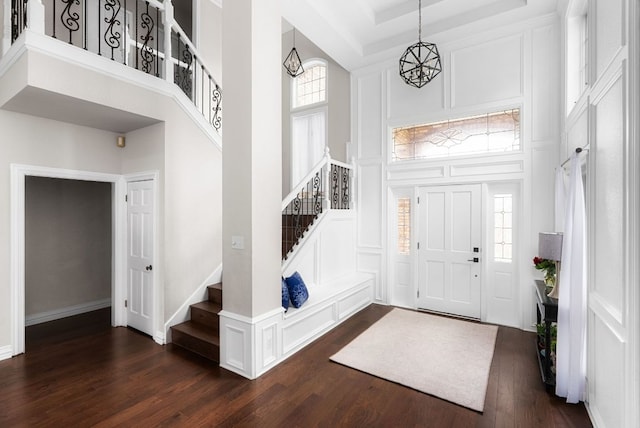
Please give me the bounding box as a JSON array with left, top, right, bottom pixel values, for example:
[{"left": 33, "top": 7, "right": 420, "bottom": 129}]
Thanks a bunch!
[
  {"left": 399, "top": 0, "right": 442, "bottom": 88},
  {"left": 283, "top": 28, "right": 304, "bottom": 77}
]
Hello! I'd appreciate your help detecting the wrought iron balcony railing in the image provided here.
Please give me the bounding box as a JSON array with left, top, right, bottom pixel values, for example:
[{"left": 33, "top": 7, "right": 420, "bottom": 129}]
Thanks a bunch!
[{"left": 5, "top": 0, "right": 222, "bottom": 133}]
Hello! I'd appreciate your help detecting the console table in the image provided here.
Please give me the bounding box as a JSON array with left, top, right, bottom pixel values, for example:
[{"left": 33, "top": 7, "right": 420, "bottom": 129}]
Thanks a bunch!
[{"left": 534, "top": 280, "right": 557, "bottom": 388}]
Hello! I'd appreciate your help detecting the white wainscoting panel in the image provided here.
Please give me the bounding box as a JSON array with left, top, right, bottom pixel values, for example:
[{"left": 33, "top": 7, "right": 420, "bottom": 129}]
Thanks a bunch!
[
  {"left": 387, "top": 67, "right": 444, "bottom": 120},
  {"left": 531, "top": 24, "right": 560, "bottom": 143},
  {"left": 358, "top": 163, "right": 383, "bottom": 248},
  {"left": 593, "top": 72, "right": 624, "bottom": 316},
  {"left": 337, "top": 283, "right": 371, "bottom": 320},
  {"left": 451, "top": 35, "right": 523, "bottom": 108},
  {"left": 219, "top": 314, "right": 251, "bottom": 376},
  {"left": 589, "top": 313, "right": 625, "bottom": 428},
  {"left": 319, "top": 217, "right": 356, "bottom": 284},
  {"left": 357, "top": 252, "right": 383, "bottom": 302},
  {"left": 450, "top": 160, "right": 524, "bottom": 177},
  {"left": 283, "top": 302, "right": 335, "bottom": 355},
  {"left": 358, "top": 72, "right": 384, "bottom": 159}
]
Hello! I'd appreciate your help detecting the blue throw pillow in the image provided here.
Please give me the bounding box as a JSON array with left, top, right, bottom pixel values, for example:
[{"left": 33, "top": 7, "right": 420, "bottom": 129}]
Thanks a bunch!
[
  {"left": 285, "top": 271, "right": 309, "bottom": 308},
  {"left": 281, "top": 277, "right": 290, "bottom": 311}
]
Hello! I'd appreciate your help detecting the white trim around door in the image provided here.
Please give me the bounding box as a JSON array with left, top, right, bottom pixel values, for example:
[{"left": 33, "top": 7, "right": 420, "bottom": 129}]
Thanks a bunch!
[{"left": 10, "top": 164, "right": 127, "bottom": 356}]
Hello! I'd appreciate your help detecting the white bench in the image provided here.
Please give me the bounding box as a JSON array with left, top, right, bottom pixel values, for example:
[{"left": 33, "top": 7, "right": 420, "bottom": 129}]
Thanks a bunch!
[{"left": 280, "top": 272, "right": 374, "bottom": 357}]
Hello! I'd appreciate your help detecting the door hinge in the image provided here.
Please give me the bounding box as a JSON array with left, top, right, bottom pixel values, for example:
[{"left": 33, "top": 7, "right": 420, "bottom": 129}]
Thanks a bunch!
[
  {"left": 125, "top": 194, "right": 128, "bottom": 202},
  {"left": 417, "top": 196, "right": 420, "bottom": 204},
  {"left": 417, "top": 290, "right": 420, "bottom": 298},
  {"left": 417, "top": 242, "right": 420, "bottom": 250},
  {"left": 124, "top": 299, "right": 128, "bottom": 308}
]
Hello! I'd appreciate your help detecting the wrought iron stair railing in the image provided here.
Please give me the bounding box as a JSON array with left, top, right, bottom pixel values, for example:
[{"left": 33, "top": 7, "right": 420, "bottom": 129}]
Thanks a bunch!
[
  {"left": 281, "top": 149, "right": 353, "bottom": 260},
  {"left": 5, "top": 0, "right": 222, "bottom": 133}
]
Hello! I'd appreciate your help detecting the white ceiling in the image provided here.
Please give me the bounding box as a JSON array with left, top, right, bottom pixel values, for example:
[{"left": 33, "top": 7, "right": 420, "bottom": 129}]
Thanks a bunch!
[{"left": 281, "top": 0, "right": 559, "bottom": 71}]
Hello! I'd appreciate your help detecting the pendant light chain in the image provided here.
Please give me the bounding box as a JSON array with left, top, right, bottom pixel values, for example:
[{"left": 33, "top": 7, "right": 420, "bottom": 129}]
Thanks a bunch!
[{"left": 418, "top": 0, "right": 422, "bottom": 43}]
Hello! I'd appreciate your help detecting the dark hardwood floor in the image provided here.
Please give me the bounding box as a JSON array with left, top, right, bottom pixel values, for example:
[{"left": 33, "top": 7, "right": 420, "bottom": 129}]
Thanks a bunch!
[{"left": 1, "top": 305, "right": 592, "bottom": 427}]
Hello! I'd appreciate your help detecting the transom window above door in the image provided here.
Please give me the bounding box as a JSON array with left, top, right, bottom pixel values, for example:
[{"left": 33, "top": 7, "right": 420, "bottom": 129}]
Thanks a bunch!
[{"left": 392, "top": 108, "right": 521, "bottom": 161}]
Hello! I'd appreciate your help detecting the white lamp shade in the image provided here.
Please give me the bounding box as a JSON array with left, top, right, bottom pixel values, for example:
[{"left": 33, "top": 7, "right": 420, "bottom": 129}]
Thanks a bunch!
[{"left": 538, "top": 232, "right": 563, "bottom": 261}]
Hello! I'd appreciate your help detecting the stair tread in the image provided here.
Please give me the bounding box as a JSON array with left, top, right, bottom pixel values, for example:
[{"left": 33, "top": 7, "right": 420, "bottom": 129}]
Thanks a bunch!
[
  {"left": 191, "top": 300, "right": 221, "bottom": 313},
  {"left": 171, "top": 321, "right": 220, "bottom": 345},
  {"left": 208, "top": 283, "right": 222, "bottom": 291}
]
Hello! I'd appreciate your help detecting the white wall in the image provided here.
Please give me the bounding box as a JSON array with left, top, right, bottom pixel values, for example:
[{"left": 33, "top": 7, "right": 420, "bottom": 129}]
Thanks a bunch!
[
  {"left": 352, "top": 14, "right": 561, "bottom": 330},
  {"left": 559, "top": 0, "right": 640, "bottom": 426}
]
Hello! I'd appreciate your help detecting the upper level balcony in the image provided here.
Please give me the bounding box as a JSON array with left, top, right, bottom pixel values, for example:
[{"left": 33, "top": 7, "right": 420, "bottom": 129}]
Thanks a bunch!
[{"left": 1, "top": 0, "right": 221, "bottom": 138}]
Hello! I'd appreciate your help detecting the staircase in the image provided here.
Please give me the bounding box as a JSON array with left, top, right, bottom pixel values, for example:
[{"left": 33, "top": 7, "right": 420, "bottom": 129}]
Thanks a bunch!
[{"left": 170, "top": 283, "right": 222, "bottom": 362}]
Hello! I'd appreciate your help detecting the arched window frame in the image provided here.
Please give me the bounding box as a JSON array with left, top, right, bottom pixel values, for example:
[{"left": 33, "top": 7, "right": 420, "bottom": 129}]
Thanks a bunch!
[{"left": 291, "top": 59, "right": 328, "bottom": 110}]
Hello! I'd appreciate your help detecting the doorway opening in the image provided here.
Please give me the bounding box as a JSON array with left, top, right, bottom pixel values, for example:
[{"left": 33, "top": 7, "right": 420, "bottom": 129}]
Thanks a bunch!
[
  {"left": 24, "top": 177, "right": 113, "bottom": 350},
  {"left": 10, "top": 164, "right": 127, "bottom": 356}
]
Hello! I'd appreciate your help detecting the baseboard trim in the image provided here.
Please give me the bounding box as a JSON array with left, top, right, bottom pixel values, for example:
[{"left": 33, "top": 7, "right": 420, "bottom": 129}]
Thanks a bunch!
[
  {"left": 0, "top": 345, "right": 12, "bottom": 361},
  {"left": 25, "top": 298, "right": 111, "bottom": 326}
]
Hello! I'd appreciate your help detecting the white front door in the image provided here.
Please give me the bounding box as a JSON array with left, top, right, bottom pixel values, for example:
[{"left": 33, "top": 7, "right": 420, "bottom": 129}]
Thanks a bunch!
[
  {"left": 417, "top": 184, "right": 482, "bottom": 318},
  {"left": 127, "top": 180, "right": 154, "bottom": 335}
]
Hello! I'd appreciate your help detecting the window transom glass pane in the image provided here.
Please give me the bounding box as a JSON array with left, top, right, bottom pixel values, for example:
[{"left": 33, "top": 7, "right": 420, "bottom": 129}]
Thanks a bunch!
[
  {"left": 293, "top": 62, "right": 327, "bottom": 108},
  {"left": 494, "top": 193, "right": 513, "bottom": 263},
  {"left": 392, "top": 108, "right": 520, "bottom": 161},
  {"left": 397, "top": 198, "right": 411, "bottom": 255}
]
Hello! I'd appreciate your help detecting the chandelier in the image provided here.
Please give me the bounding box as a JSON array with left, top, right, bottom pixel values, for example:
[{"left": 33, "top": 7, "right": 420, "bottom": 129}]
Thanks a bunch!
[
  {"left": 399, "top": 0, "right": 442, "bottom": 88},
  {"left": 283, "top": 28, "right": 304, "bottom": 77}
]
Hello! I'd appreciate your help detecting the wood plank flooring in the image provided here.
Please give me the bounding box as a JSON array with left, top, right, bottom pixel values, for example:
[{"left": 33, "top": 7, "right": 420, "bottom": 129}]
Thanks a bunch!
[{"left": 0, "top": 305, "right": 592, "bottom": 427}]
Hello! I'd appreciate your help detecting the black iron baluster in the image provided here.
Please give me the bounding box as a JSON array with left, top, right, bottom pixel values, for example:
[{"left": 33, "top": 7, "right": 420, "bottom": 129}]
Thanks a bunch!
[
  {"left": 139, "top": 1, "right": 155, "bottom": 74},
  {"left": 83, "top": 0, "right": 87, "bottom": 50},
  {"left": 60, "top": 0, "right": 80, "bottom": 45},
  {"left": 155, "top": 6, "right": 159, "bottom": 77},
  {"left": 201, "top": 65, "right": 204, "bottom": 113},
  {"left": 123, "top": 0, "right": 127, "bottom": 64},
  {"left": 104, "top": 0, "right": 122, "bottom": 61},
  {"left": 52, "top": 0, "right": 57, "bottom": 39},
  {"left": 212, "top": 84, "right": 222, "bottom": 131},
  {"left": 342, "top": 167, "right": 350, "bottom": 209},
  {"left": 193, "top": 55, "right": 197, "bottom": 104},
  {"left": 98, "top": 0, "right": 101, "bottom": 54}
]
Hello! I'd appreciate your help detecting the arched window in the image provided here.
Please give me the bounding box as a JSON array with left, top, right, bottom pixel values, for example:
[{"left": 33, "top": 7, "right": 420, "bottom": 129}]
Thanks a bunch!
[{"left": 292, "top": 59, "right": 327, "bottom": 109}]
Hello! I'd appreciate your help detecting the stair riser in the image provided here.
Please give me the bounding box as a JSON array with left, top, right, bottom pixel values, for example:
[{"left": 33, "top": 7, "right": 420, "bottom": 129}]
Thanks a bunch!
[
  {"left": 191, "top": 307, "right": 220, "bottom": 332},
  {"left": 172, "top": 329, "right": 220, "bottom": 362},
  {"left": 208, "top": 287, "right": 222, "bottom": 305}
]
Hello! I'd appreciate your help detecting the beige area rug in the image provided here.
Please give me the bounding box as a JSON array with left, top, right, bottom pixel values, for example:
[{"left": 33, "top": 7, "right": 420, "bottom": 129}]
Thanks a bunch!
[{"left": 330, "top": 308, "right": 498, "bottom": 412}]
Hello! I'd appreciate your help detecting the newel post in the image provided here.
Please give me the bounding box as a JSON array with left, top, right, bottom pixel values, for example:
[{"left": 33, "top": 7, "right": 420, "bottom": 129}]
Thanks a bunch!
[
  {"left": 324, "top": 146, "right": 332, "bottom": 211},
  {"left": 27, "top": 0, "right": 45, "bottom": 35},
  {"left": 1, "top": 1, "right": 10, "bottom": 55},
  {"left": 163, "top": 0, "right": 174, "bottom": 82}
]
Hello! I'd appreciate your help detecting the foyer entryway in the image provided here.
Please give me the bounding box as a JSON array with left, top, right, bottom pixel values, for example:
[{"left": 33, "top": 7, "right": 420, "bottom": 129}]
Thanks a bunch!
[{"left": 417, "top": 184, "right": 482, "bottom": 318}]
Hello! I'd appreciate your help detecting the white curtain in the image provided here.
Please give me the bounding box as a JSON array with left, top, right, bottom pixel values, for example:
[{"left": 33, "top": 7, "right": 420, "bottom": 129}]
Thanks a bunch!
[
  {"left": 555, "top": 153, "right": 587, "bottom": 403},
  {"left": 291, "top": 110, "right": 326, "bottom": 188},
  {"left": 555, "top": 167, "right": 566, "bottom": 232}
]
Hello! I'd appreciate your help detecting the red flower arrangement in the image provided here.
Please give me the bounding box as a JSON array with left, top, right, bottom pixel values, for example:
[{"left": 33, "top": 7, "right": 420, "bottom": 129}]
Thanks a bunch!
[{"left": 533, "top": 256, "right": 556, "bottom": 285}]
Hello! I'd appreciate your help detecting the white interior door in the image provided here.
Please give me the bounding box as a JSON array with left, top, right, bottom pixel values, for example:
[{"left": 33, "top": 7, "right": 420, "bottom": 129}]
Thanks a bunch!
[
  {"left": 417, "top": 184, "right": 482, "bottom": 318},
  {"left": 127, "top": 180, "right": 154, "bottom": 335}
]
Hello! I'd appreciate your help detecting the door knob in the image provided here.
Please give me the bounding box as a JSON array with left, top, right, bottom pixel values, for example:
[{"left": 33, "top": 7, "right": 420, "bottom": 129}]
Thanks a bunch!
[
  {"left": 145, "top": 265, "right": 153, "bottom": 271},
  {"left": 467, "top": 258, "right": 479, "bottom": 263}
]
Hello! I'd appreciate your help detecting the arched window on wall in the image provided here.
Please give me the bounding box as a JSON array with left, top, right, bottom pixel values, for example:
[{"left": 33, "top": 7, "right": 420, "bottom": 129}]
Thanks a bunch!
[{"left": 290, "top": 59, "right": 328, "bottom": 188}]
